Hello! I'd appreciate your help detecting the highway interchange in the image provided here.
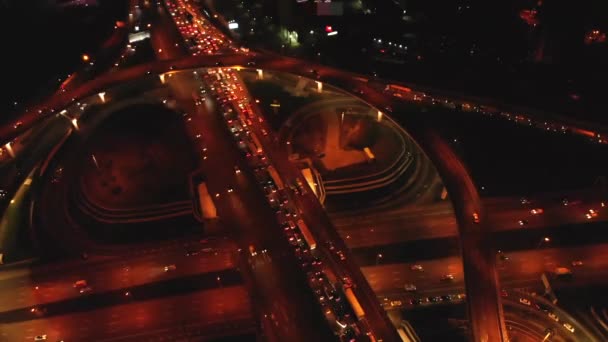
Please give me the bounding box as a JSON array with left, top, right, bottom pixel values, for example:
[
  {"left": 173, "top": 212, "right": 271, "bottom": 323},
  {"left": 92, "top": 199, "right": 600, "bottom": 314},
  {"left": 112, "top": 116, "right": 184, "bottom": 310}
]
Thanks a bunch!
[{"left": 1, "top": 0, "right": 608, "bottom": 341}]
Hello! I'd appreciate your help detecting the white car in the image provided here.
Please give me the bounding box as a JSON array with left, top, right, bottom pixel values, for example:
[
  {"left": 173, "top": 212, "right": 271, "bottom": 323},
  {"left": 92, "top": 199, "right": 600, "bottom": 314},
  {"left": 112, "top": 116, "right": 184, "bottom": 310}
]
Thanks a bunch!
[
  {"left": 563, "top": 323, "right": 575, "bottom": 333},
  {"left": 548, "top": 312, "right": 559, "bottom": 322},
  {"left": 410, "top": 264, "right": 424, "bottom": 271},
  {"left": 519, "top": 298, "right": 531, "bottom": 306},
  {"left": 34, "top": 335, "right": 47, "bottom": 341},
  {"left": 79, "top": 286, "right": 93, "bottom": 294},
  {"left": 404, "top": 283, "right": 417, "bottom": 292}
]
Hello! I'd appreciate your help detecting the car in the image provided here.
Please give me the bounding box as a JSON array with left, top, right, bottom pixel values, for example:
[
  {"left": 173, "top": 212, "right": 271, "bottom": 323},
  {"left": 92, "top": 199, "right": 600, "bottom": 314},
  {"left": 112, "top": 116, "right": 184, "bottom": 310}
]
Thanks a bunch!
[
  {"left": 34, "top": 335, "right": 47, "bottom": 341},
  {"left": 520, "top": 197, "right": 530, "bottom": 204},
  {"left": 517, "top": 219, "right": 528, "bottom": 226},
  {"left": 227, "top": 187, "right": 234, "bottom": 193},
  {"left": 563, "top": 323, "right": 575, "bottom": 333},
  {"left": 410, "top": 264, "right": 424, "bottom": 271},
  {"left": 472, "top": 212, "right": 480, "bottom": 223},
  {"left": 548, "top": 312, "right": 559, "bottom": 322},
  {"left": 164, "top": 264, "right": 176, "bottom": 272},
  {"left": 429, "top": 296, "right": 442, "bottom": 303},
  {"left": 13, "top": 121, "right": 23, "bottom": 129},
  {"left": 186, "top": 249, "right": 200, "bottom": 256},
  {"left": 404, "top": 283, "right": 417, "bottom": 292},
  {"left": 389, "top": 300, "right": 402, "bottom": 307},
  {"left": 234, "top": 166, "right": 241, "bottom": 174},
  {"left": 440, "top": 274, "right": 454, "bottom": 282},
  {"left": 530, "top": 208, "right": 544, "bottom": 215},
  {"left": 73, "top": 280, "right": 88, "bottom": 288},
  {"left": 519, "top": 298, "right": 531, "bottom": 306},
  {"left": 410, "top": 298, "right": 422, "bottom": 305},
  {"left": 571, "top": 260, "right": 584, "bottom": 267},
  {"left": 79, "top": 286, "right": 93, "bottom": 294}
]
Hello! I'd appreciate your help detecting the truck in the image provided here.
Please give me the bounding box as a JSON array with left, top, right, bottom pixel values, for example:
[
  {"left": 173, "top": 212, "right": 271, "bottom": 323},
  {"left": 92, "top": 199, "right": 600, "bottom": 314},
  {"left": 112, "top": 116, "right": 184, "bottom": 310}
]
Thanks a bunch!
[
  {"left": 363, "top": 147, "right": 376, "bottom": 162},
  {"left": 267, "top": 165, "right": 284, "bottom": 190},
  {"left": 296, "top": 219, "right": 316, "bottom": 250},
  {"left": 554, "top": 267, "right": 573, "bottom": 279},
  {"left": 248, "top": 132, "right": 263, "bottom": 154},
  {"left": 344, "top": 287, "right": 365, "bottom": 319},
  {"left": 198, "top": 182, "right": 218, "bottom": 219}
]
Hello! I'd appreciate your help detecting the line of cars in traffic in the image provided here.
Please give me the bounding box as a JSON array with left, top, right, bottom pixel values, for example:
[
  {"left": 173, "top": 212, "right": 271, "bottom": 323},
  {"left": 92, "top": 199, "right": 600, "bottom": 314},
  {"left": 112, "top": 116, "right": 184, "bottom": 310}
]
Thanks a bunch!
[
  {"left": 202, "top": 68, "right": 370, "bottom": 341},
  {"left": 512, "top": 291, "right": 577, "bottom": 334},
  {"left": 518, "top": 196, "right": 606, "bottom": 226},
  {"left": 165, "top": 0, "right": 237, "bottom": 56},
  {"left": 386, "top": 85, "right": 607, "bottom": 146},
  {"left": 385, "top": 265, "right": 465, "bottom": 309}
]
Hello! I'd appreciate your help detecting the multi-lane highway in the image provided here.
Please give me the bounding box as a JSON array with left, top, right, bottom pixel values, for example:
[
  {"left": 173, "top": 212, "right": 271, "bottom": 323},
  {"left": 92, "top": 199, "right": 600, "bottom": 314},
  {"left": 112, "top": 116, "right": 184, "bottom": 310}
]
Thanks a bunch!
[
  {"left": 0, "top": 238, "right": 236, "bottom": 312},
  {"left": 3, "top": 0, "right": 607, "bottom": 341},
  {"left": 331, "top": 192, "right": 607, "bottom": 248},
  {"left": 365, "top": 242, "right": 608, "bottom": 302},
  {"left": 163, "top": 69, "right": 336, "bottom": 341},
  {"left": 0, "top": 285, "right": 254, "bottom": 342}
]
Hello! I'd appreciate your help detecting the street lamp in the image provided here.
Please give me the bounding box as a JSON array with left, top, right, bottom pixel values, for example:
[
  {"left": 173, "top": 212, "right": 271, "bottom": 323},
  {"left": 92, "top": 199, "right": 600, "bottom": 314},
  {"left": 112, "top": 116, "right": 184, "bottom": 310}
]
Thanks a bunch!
[
  {"left": 537, "top": 237, "right": 551, "bottom": 248},
  {"left": 376, "top": 253, "right": 383, "bottom": 265}
]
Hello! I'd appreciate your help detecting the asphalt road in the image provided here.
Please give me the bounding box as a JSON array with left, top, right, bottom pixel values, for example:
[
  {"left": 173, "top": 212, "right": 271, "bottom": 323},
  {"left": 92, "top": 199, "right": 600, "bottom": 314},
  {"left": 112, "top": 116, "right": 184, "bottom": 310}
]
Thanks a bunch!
[
  {"left": 331, "top": 192, "right": 607, "bottom": 248},
  {"left": 164, "top": 70, "right": 336, "bottom": 342},
  {"left": 0, "top": 285, "right": 254, "bottom": 342},
  {"left": 365, "top": 242, "right": 608, "bottom": 301},
  {"left": 5, "top": 4, "right": 605, "bottom": 340},
  {"left": 0, "top": 238, "right": 237, "bottom": 312}
]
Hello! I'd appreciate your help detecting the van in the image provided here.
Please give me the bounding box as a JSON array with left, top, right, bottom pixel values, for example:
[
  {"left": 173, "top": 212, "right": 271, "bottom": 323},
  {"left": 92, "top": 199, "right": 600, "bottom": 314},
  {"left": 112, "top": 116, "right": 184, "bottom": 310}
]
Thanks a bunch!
[
  {"left": 554, "top": 267, "right": 572, "bottom": 279},
  {"left": 73, "top": 280, "right": 87, "bottom": 288}
]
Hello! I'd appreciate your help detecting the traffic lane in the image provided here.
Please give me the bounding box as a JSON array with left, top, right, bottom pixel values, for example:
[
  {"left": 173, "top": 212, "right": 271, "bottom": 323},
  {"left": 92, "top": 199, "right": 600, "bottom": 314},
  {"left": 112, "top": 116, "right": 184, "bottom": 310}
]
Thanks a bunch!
[
  {"left": 168, "top": 72, "right": 336, "bottom": 341},
  {"left": 366, "top": 243, "right": 608, "bottom": 297},
  {"left": 337, "top": 214, "right": 456, "bottom": 249},
  {"left": 0, "top": 268, "right": 242, "bottom": 324},
  {"left": 333, "top": 198, "right": 607, "bottom": 248},
  {"left": 351, "top": 216, "right": 608, "bottom": 267},
  {"left": 363, "top": 257, "right": 463, "bottom": 294},
  {"left": 504, "top": 302, "right": 576, "bottom": 342},
  {"left": 149, "top": 1, "right": 188, "bottom": 60},
  {"left": 224, "top": 164, "right": 337, "bottom": 342},
  {"left": 239, "top": 80, "right": 400, "bottom": 340},
  {"left": 0, "top": 241, "right": 236, "bottom": 312},
  {"left": 0, "top": 285, "right": 253, "bottom": 342},
  {"left": 0, "top": 237, "right": 235, "bottom": 291}
]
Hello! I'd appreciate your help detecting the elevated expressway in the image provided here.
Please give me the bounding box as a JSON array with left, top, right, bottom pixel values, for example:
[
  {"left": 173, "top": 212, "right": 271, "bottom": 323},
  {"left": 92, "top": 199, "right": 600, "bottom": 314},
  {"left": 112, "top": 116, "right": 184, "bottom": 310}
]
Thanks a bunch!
[{"left": 1, "top": 52, "right": 510, "bottom": 342}]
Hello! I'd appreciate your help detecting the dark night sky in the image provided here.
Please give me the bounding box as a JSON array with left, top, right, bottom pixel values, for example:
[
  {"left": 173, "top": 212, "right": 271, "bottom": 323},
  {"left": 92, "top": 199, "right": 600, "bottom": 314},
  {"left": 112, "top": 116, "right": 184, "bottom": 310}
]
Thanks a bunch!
[{"left": 0, "top": 0, "right": 125, "bottom": 112}]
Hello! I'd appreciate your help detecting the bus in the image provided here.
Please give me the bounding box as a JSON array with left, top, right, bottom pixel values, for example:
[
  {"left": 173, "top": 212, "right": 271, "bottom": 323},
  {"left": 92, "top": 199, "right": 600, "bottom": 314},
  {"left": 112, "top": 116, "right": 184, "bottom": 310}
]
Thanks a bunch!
[
  {"left": 198, "top": 182, "right": 217, "bottom": 219},
  {"left": 267, "top": 165, "right": 284, "bottom": 190},
  {"left": 363, "top": 147, "right": 376, "bottom": 162},
  {"left": 344, "top": 287, "right": 365, "bottom": 319},
  {"left": 296, "top": 219, "right": 316, "bottom": 250},
  {"left": 249, "top": 132, "right": 263, "bottom": 153}
]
